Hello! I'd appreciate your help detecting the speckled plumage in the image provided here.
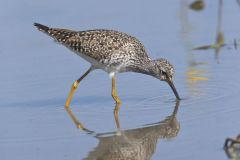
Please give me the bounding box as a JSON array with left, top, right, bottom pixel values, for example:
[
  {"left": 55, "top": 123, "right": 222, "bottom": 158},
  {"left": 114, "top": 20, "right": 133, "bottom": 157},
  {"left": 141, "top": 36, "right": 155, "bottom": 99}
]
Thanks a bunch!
[
  {"left": 34, "top": 23, "right": 151, "bottom": 73},
  {"left": 34, "top": 23, "right": 180, "bottom": 99}
]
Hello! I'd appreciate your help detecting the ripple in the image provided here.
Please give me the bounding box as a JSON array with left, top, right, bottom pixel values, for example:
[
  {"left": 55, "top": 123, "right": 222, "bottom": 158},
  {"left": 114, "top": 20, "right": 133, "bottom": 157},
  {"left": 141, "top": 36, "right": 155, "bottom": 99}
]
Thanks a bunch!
[
  {"left": 0, "top": 135, "right": 81, "bottom": 144},
  {"left": 182, "top": 78, "right": 240, "bottom": 107}
]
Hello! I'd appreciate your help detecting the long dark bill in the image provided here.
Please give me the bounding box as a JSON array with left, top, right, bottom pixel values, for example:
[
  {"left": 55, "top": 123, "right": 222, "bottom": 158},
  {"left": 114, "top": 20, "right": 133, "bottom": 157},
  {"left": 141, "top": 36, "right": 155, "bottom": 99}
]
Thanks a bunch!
[{"left": 167, "top": 80, "right": 181, "bottom": 100}]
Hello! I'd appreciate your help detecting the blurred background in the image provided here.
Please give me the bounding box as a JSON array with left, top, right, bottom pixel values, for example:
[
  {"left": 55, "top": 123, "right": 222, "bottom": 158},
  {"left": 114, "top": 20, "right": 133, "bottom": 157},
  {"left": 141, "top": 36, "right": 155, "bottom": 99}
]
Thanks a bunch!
[{"left": 0, "top": 0, "right": 240, "bottom": 159}]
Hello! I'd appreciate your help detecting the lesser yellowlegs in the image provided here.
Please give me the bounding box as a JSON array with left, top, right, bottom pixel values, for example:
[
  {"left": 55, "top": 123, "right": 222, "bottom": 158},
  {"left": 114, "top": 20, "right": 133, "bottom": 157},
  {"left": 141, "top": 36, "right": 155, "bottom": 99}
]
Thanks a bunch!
[{"left": 34, "top": 23, "right": 180, "bottom": 108}]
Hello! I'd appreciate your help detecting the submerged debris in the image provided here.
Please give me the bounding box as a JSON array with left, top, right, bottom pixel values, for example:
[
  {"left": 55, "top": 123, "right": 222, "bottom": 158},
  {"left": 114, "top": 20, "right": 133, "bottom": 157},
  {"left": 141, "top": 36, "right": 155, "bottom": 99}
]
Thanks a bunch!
[
  {"left": 189, "top": 0, "right": 205, "bottom": 11},
  {"left": 224, "top": 134, "right": 240, "bottom": 159}
]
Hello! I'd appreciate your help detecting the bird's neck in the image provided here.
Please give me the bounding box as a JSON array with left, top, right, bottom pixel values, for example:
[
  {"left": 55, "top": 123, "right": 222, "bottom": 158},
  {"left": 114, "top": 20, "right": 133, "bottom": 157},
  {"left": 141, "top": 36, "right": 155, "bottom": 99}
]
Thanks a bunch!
[{"left": 132, "top": 59, "right": 159, "bottom": 77}]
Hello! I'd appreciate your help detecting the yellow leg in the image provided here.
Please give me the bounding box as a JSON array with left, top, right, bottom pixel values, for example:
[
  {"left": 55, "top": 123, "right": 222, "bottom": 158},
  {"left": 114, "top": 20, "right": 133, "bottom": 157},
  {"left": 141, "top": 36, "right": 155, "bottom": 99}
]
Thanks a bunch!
[
  {"left": 111, "top": 76, "right": 121, "bottom": 104},
  {"left": 64, "top": 67, "right": 92, "bottom": 107},
  {"left": 64, "top": 80, "right": 79, "bottom": 107},
  {"left": 64, "top": 66, "right": 92, "bottom": 130},
  {"left": 112, "top": 76, "right": 121, "bottom": 129}
]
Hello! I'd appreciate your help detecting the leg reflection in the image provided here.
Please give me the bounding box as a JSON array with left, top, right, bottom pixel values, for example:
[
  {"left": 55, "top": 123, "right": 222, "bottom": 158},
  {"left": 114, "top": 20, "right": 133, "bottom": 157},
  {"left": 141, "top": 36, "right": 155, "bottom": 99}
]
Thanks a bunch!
[
  {"left": 64, "top": 106, "right": 93, "bottom": 134},
  {"left": 64, "top": 103, "right": 121, "bottom": 133},
  {"left": 114, "top": 103, "right": 121, "bottom": 129}
]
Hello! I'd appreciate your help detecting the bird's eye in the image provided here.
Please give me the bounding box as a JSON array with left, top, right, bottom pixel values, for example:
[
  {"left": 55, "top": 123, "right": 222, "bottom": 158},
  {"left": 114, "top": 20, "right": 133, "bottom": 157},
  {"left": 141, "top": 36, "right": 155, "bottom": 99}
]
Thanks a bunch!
[
  {"left": 162, "top": 71, "right": 172, "bottom": 81},
  {"left": 159, "top": 71, "right": 167, "bottom": 80},
  {"left": 161, "top": 70, "right": 167, "bottom": 76}
]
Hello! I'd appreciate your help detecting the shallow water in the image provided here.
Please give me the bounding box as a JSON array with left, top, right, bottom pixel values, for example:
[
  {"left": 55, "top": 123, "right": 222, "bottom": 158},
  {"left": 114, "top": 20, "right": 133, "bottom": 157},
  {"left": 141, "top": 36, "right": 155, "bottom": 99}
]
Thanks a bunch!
[{"left": 1, "top": 0, "right": 240, "bottom": 159}]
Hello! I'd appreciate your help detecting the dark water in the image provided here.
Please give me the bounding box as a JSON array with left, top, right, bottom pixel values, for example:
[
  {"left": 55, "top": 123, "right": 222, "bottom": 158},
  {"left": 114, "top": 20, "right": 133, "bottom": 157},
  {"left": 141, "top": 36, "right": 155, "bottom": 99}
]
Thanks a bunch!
[{"left": 1, "top": 0, "right": 240, "bottom": 159}]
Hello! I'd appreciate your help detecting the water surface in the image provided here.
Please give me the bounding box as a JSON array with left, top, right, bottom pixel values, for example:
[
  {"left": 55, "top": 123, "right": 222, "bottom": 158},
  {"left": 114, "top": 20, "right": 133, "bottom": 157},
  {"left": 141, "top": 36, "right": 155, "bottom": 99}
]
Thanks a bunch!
[{"left": 1, "top": 0, "right": 240, "bottom": 159}]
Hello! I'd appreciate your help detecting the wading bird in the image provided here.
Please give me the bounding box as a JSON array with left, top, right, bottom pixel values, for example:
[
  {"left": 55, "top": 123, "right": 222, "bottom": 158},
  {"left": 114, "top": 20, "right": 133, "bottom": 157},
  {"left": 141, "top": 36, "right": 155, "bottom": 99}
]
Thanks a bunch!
[{"left": 34, "top": 23, "right": 180, "bottom": 109}]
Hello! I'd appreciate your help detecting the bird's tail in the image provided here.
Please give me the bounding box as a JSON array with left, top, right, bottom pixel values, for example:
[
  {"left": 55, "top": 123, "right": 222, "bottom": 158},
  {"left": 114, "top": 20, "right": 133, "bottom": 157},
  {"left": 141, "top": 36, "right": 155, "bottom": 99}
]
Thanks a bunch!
[
  {"left": 33, "top": 22, "right": 77, "bottom": 43},
  {"left": 34, "top": 23, "right": 50, "bottom": 34}
]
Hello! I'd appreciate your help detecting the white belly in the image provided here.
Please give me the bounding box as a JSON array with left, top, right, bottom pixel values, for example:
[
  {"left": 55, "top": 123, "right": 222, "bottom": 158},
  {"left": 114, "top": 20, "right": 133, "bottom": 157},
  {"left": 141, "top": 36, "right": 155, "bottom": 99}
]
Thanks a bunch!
[{"left": 75, "top": 51, "right": 133, "bottom": 74}]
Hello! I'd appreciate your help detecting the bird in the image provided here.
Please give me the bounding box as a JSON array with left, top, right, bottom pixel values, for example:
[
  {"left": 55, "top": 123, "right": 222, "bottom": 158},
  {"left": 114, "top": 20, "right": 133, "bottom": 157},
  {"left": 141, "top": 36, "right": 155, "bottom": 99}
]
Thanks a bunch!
[{"left": 34, "top": 23, "right": 180, "bottom": 108}]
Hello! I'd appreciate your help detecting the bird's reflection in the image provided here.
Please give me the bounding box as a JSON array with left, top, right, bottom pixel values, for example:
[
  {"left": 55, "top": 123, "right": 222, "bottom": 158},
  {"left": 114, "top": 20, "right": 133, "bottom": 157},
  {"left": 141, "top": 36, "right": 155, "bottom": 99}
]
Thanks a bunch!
[
  {"left": 82, "top": 101, "right": 180, "bottom": 160},
  {"left": 65, "top": 101, "right": 180, "bottom": 159}
]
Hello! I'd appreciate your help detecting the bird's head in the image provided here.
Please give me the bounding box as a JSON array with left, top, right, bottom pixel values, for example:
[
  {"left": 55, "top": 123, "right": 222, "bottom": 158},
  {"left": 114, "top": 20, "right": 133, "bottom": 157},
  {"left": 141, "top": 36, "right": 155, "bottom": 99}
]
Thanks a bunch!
[
  {"left": 153, "top": 58, "right": 174, "bottom": 81},
  {"left": 153, "top": 58, "right": 180, "bottom": 100}
]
